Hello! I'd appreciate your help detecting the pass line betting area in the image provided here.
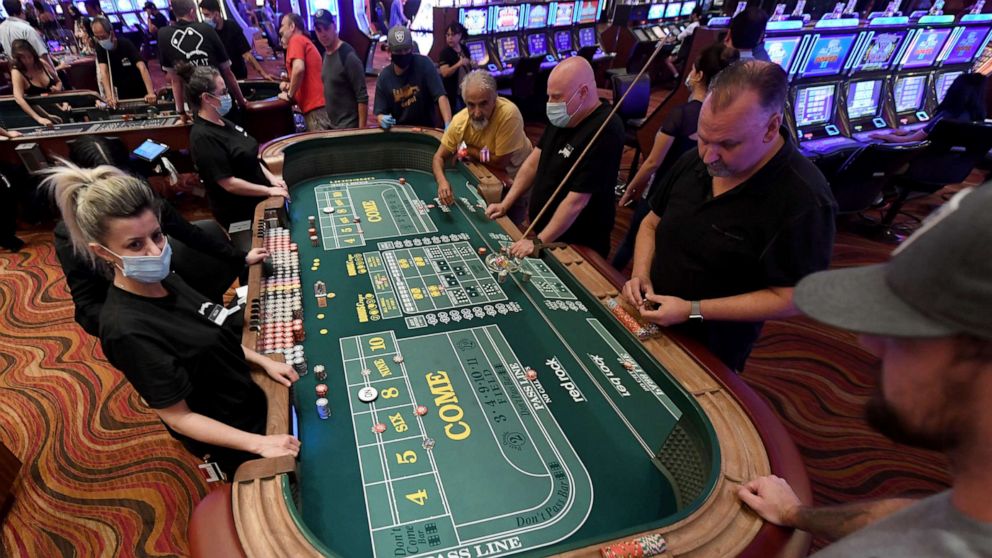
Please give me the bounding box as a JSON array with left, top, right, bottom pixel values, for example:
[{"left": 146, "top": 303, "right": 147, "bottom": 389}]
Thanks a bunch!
[{"left": 189, "top": 129, "right": 809, "bottom": 558}]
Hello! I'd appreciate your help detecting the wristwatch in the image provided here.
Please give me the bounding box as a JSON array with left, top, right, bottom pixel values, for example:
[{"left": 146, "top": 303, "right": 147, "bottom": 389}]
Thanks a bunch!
[{"left": 689, "top": 300, "right": 704, "bottom": 322}]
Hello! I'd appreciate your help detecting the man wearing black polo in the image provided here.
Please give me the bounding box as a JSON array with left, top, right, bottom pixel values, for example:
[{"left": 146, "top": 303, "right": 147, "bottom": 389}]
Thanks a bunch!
[
  {"left": 158, "top": 0, "right": 247, "bottom": 115},
  {"left": 485, "top": 56, "right": 623, "bottom": 259},
  {"left": 622, "top": 60, "right": 837, "bottom": 372}
]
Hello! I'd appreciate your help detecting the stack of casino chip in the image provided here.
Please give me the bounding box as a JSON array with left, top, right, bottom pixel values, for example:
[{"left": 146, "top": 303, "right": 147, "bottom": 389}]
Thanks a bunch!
[
  {"left": 599, "top": 534, "right": 667, "bottom": 558},
  {"left": 257, "top": 227, "right": 307, "bottom": 375}
]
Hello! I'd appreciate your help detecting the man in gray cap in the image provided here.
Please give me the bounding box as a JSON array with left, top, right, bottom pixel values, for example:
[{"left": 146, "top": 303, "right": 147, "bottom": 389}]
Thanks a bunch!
[
  {"left": 374, "top": 25, "right": 451, "bottom": 129},
  {"left": 737, "top": 186, "right": 992, "bottom": 556}
]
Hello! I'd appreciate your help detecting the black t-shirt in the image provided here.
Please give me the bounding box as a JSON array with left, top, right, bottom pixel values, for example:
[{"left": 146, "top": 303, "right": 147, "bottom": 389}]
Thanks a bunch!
[
  {"left": 157, "top": 19, "right": 230, "bottom": 71},
  {"left": 98, "top": 274, "right": 266, "bottom": 460},
  {"left": 189, "top": 115, "right": 269, "bottom": 228},
  {"left": 649, "top": 132, "right": 837, "bottom": 371},
  {"left": 438, "top": 45, "right": 467, "bottom": 108},
  {"left": 95, "top": 37, "right": 146, "bottom": 99},
  {"left": 647, "top": 99, "right": 701, "bottom": 196},
  {"left": 530, "top": 102, "right": 624, "bottom": 257},
  {"left": 149, "top": 11, "right": 168, "bottom": 29},
  {"left": 215, "top": 18, "right": 251, "bottom": 79},
  {"left": 373, "top": 54, "right": 446, "bottom": 127}
]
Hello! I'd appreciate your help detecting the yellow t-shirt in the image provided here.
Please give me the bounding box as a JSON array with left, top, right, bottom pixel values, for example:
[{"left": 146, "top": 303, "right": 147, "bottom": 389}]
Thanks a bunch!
[{"left": 441, "top": 97, "right": 532, "bottom": 170}]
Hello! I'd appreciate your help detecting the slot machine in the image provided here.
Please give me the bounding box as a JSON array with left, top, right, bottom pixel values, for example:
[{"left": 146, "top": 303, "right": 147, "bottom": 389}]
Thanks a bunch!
[
  {"left": 645, "top": 4, "right": 669, "bottom": 41},
  {"left": 842, "top": 16, "right": 912, "bottom": 142},
  {"left": 574, "top": 0, "right": 606, "bottom": 60},
  {"left": 522, "top": 3, "right": 558, "bottom": 69},
  {"left": 889, "top": 15, "right": 956, "bottom": 129},
  {"left": 763, "top": 19, "right": 810, "bottom": 78},
  {"left": 549, "top": 1, "right": 578, "bottom": 59},
  {"left": 459, "top": 6, "right": 498, "bottom": 73},
  {"left": 930, "top": 13, "right": 992, "bottom": 108},
  {"left": 489, "top": 4, "right": 524, "bottom": 78},
  {"left": 785, "top": 17, "right": 866, "bottom": 156}
]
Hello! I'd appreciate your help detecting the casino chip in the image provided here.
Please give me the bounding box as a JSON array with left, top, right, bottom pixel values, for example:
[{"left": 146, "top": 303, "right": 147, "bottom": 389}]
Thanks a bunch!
[
  {"left": 525, "top": 367, "right": 538, "bottom": 381},
  {"left": 322, "top": 207, "right": 333, "bottom": 214},
  {"left": 393, "top": 354, "right": 404, "bottom": 363},
  {"left": 399, "top": 177, "right": 406, "bottom": 185},
  {"left": 414, "top": 405, "right": 428, "bottom": 416},
  {"left": 422, "top": 437, "right": 436, "bottom": 450},
  {"left": 360, "top": 368, "right": 372, "bottom": 376},
  {"left": 358, "top": 386, "right": 379, "bottom": 403},
  {"left": 372, "top": 423, "right": 387, "bottom": 434},
  {"left": 622, "top": 360, "right": 636, "bottom": 371}
]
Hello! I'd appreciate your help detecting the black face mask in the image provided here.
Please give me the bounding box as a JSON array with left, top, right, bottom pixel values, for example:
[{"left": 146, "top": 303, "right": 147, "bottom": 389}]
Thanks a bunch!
[{"left": 391, "top": 52, "right": 413, "bottom": 70}]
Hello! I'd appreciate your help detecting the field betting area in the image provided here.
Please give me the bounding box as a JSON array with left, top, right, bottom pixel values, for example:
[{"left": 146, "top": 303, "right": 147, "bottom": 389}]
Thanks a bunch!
[{"left": 273, "top": 162, "right": 724, "bottom": 558}]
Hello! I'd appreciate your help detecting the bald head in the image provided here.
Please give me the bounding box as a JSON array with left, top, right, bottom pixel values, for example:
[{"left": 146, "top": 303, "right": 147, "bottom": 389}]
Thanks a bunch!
[{"left": 546, "top": 57, "right": 598, "bottom": 127}]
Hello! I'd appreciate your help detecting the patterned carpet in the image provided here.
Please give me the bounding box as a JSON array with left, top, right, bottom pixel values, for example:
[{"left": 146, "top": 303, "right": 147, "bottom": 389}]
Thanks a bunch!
[{"left": 0, "top": 48, "right": 974, "bottom": 555}]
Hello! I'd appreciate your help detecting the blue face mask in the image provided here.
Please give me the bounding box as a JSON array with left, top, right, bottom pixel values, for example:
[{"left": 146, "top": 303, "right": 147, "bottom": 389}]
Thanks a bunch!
[
  {"left": 104, "top": 240, "right": 172, "bottom": 283},
  {"left": 212, "top": 93, "right": 232, "bottom": 116},
  {"left": 98, "top": 38, "right": 114, "bottom": 50},
  {"left": 204, "top": 18, "right": 217, "bottom": 28},
  {"left": 546, "top": 88, "right": 581, "bottom": 128}
]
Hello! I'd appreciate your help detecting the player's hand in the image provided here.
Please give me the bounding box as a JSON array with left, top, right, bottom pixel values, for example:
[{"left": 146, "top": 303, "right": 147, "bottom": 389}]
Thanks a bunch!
[
  {"left": 268, "top": 186, "right": 290, "bottom": 200},
  {"left": 277, "top": 91, "right": 291, "bottom": 103},
  {"left": 508, "top": 238, "right": 535, "bottom": 259},
  {"left": 106, "top": 97, "right": 119, "bottom": 109},
  {"left": 144, "top": 93, "right": 158, "bottom": 104},
  {"left": 262, "top": 359, "right": 300, "bottom": 387},
  {"left": 618, "top": 185, "right": 641, "bottom": 208},
  {"left": 179, "top": 113, "right": 192, "bottom": 124},
  {"left": 621, "top": 275, "right": 653, "bottom": 307},
  {"left": 639, "top": 294, "right": 691, "bottom": 327},
  {"left": 278, "top": 80, "right": 289, "bottom": 92},
  {"left": 254, "top": 433, "right": 301, "bottom": 458},
  {"left": 378, "top": 114, "right": 396, "bottom": 129},
  {"left": 737, "top": 475, "right": 803, "bottom": 528},
  {"left": 437, "top": 181, "right": 454, "bottom": 206},
  {"left": 4, "top": 130, "right": 22, "bottom": 139},
  {"left": 245, "top": 247, "right": 270, "bottom": 265},
  {"left": 485, "top": 202, "right": 506, "bottom": 219},
  {"left": 262, "top": 72, "right": 277, "bottom": 82},
  {"left": 51, "top": 81, "right": 64, "bottom": 92},
  {"left": 38, "top": 117, "right": 54, "bottom": 127}
]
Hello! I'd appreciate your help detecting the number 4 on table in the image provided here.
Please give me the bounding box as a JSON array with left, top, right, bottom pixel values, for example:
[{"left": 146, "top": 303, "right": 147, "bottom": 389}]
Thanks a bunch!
[{"left": 405, "top": 489, "right": 428, "bottom": 506}]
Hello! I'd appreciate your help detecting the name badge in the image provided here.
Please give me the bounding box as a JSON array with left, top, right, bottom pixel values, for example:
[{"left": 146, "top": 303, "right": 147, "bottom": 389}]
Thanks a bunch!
[
  {"left": 198, "top": 457, "right": 227, "bottom": 483},
  {"left": 198, "top": 301, "right": 230, "bottom": 326}
]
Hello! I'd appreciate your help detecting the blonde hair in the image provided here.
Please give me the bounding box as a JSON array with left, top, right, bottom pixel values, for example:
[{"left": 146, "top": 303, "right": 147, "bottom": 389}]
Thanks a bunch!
[{"left": 44, "top": 160, "right": 160, "bottom": 268}]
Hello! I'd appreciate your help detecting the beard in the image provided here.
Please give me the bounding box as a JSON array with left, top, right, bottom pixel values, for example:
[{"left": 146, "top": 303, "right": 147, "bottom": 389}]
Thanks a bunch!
[
  {"left": 865, "top": 390, "right": 960, "bottom": 452},
  {"left": 469, "top": 117, "right": 489, "bottom": 131},
  {"left": 706, "top": 161, "right": 732, "bottom": 177}
]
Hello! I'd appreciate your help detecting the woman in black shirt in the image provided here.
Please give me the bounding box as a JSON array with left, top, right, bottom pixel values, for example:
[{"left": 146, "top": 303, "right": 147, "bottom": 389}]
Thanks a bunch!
[
  {"left": 613, "top": 43, "right": 739, "bottom": 270},
  {"left": 438, "top": 22, "right": 471, "bottom": 112},
  {"left": 47, "top": 162, "right": 299, "bottom": 477},
  {"left": 179, "top": 62, "right": 289, "bottom": 230}
]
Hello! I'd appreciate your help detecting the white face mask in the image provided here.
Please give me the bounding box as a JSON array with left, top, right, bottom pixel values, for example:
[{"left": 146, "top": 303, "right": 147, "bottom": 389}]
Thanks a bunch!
[{"left": 102, "top": 240, "right": 172, "bottom": 283}]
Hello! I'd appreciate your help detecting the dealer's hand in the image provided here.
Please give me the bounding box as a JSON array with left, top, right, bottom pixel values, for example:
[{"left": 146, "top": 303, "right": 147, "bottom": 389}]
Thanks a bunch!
[
  {"left": 437, "top": 180, "right": 454, "bottom": 206},
  {"left": 261, "top": 358, "right": 300, "bottom": 387},
  {"left": 621, "top": 275, "right": 653, "bottom": 307},
  {"left": 639, "top": 293, "right": 691, "bottom": 327},
  {"left": 255, "top": 433, "right": 301, "bottom": 458},
  {"left": 245, "top": 247, "right": 270, "bottom": 265},
  {"left": 268, "top": 185, "right": 290, "bottom": 200},
  {"left": 378, "top": 114, "right": 396, "bottom": 129},
  {"left": 508, "top": 238, "right": 535, "bottom": 259},
  {"left": 737, "top": 475, "right": 803, "bottom": 527},
  {"left": 270, "top": 177, "right": 288, "bottom": 190},
  {"left": 484, "top": 202, "right": 506, "bottom": 220}
]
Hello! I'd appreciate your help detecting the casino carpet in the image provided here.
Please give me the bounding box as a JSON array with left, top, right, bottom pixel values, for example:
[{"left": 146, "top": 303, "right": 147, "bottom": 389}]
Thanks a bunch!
[{"left": 0, "top": 52, "right": 977, "bottom": 556}]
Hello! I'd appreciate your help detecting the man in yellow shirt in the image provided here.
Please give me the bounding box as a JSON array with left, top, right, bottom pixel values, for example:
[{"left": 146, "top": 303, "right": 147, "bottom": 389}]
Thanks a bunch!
[{"left": 432, "top": 70, "right": 532, "bottom": 221}]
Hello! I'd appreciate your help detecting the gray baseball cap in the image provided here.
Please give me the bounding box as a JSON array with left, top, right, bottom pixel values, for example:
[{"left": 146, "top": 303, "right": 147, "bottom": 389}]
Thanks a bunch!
[
  {"left": 795, "top": 186, "right": 992, "bottom": 339},
  {"left": 387, "top": 25, "right": 413, "bottom": 52}
]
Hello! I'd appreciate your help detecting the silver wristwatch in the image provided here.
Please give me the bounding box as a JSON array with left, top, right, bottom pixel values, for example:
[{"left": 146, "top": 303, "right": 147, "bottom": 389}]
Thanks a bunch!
[{"left": 689, "top": 300, "right": 704, "bottom": 321}]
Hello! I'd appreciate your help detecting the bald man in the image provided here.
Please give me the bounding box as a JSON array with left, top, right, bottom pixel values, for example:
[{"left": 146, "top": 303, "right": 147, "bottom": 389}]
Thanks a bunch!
[{"left": 485, "top": 57, "right": 624, "bottom": 259}]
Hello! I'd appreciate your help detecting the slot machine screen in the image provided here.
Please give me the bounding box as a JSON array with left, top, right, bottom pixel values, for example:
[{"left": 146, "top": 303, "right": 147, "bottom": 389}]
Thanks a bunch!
[
  {"left": 492, "top": 5, "right": 521, "bottom": 33},
  {"left": 902, "top": 28, "right": 952, "bottom": 69},
  {"left": 526, "top": 3, "right": 549, "bottom": 28},
  {"left": 553, "top": 2, "right": 575, "bottom": 26},
  {"left": 801, "top": 33, "right": 856, "bottom": 77},
  {"left": 122, "top": 12, "right": 141, "bottom": 26},
  {"left": 665, "top": 2, "right": 682, "bottom": 18},
  {"left": 528, "top": 32, "right": 548, "bottom": 56},
  {"left": 846, "top": 80, "right": 883, "bottom": 119},
  {"left": 942, "top": 26, "right": 990, "bottom": 65},
  {"left": 854, "top": 31, "right": 907, "bottom": 71},
  {"left": 935, "top": 70, "right": 962, "bottom": 103},
  {"left": 647, "top": 4, "right": 666, "bottom": 19},
  {"left": 153, "top": 0, "right": 168, "bottom": 7},
  {"left": 465, "top": 39, "right": 489, "bottom": 64},
  {"left": 764, "top": 36, "right": 801, "bottom": 72},
  {"left": 578, "top": 26, "right": 596, "bottom": 47},
  {"left": 554, "top": 30, "right": 573, "bottom": 52},
  {"left": 894, "top": 75, "right": 928, "bottom": 112},
  {"left": 794, "top": 84, "right": 836, "bottom": 127},
  {"left": 681, "top": 1, "right": 696, "bottom": 15},
  {"left": 100, "top": 0, "right": 115, "bottom": 12},
  {"left": 459, "top": 8, "right": 489, "bottom": 35},
  {"left": 629, "top": 4, "right": 648, "bottom": 20},
  {"left": 577, "top": 0, "right": 598, "bottom": 24},
  {"left": 116, "top": 0, "right": 134, "bottom": 10},
  {"left": 497, "top": 35, "right": 521, "bottom": 60}
]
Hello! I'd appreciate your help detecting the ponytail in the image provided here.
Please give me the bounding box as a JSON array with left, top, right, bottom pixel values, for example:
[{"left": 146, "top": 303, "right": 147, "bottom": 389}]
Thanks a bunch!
[{"left": 175, "top": 61, "right": 220, "bottom": 114}]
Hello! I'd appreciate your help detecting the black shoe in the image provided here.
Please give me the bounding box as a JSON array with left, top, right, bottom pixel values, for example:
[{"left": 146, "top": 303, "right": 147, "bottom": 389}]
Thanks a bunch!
[{"left": 1, "top": 236, "right": 25, "bottom": 252}]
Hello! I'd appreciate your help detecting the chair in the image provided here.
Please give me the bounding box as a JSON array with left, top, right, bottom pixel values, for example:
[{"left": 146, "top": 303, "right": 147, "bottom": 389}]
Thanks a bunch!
[
  {"left": 880, "top": 120, "right": 992, "bottom": 239},
  {"left": 611, "top": 73, "right": 651, "bottom": 181},
  {"left": 497, "top": 56, "right": 545, "bottom": 116},
  {"left": 825, "top": 142, "right": 925, "bottom": 214}
]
